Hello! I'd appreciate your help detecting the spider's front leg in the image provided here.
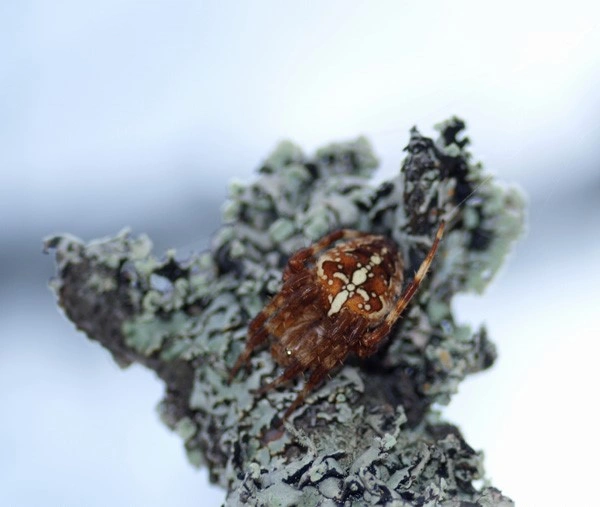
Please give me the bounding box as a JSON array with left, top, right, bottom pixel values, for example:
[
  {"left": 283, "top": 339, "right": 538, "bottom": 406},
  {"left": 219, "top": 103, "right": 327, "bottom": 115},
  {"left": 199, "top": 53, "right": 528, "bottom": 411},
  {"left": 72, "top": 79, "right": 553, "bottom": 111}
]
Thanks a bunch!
[
  {"left": 355, "top": 220, "right": 446, "bottom": 360},
  {"left": 354, "top": 325, "right": 390, "bottom": 359},
  {"left": 384, "top": 220, "right": 445, "bottom": 327}
]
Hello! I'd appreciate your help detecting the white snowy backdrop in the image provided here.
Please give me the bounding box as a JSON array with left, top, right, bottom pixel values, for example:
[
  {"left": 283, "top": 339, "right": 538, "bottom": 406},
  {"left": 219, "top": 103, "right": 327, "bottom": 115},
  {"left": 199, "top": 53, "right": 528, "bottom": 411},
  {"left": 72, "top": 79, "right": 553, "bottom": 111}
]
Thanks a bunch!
[{"left": 2, "top": 2, "right": 599, "bottom": 506}]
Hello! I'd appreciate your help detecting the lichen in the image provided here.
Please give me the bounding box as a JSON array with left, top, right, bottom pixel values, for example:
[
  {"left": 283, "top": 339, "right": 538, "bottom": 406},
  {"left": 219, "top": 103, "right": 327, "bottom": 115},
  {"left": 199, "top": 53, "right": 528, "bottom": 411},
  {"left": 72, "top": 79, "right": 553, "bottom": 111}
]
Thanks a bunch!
[{"left": 46, "top": 117, "right": 523, "bottom": 506}]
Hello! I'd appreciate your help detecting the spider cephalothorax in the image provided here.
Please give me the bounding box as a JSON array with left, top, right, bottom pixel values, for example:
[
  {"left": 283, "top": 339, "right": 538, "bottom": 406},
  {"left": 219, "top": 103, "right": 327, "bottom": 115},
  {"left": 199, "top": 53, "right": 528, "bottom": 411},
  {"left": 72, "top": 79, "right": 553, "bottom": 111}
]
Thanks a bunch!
[{"left": 230, "top": 221, "right": 445, "bottom": 421}]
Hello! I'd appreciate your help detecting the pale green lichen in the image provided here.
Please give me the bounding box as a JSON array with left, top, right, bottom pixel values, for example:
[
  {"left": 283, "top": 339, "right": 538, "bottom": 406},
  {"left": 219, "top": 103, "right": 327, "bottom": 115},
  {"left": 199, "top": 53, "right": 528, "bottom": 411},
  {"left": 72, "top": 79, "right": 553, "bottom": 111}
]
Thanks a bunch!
[
  {"left": 47, "top": 118, "right": 523, "bottom": 506},
  {"left": 124, "top": 311, "right": 190, "bottom": 356}
]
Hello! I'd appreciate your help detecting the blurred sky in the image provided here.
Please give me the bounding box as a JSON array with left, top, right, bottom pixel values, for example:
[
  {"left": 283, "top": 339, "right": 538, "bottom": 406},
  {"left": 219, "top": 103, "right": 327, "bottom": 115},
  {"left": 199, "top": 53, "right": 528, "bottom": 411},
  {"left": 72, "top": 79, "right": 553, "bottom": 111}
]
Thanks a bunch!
[{"left": 1, "top": 1, "right": 599, "bottom": 506}]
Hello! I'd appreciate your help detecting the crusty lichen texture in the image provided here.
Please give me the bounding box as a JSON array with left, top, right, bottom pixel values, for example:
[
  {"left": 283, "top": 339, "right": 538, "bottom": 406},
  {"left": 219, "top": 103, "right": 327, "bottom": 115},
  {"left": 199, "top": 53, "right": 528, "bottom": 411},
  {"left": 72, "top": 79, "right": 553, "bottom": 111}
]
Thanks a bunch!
[{"left": 47, "top": 118, "right": 523, "bottom": 506}]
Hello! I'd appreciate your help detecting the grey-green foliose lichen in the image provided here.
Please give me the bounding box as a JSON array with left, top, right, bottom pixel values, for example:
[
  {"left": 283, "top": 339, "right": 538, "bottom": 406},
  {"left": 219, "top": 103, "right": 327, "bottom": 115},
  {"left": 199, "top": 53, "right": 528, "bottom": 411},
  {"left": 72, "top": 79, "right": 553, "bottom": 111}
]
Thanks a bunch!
[{"left": 46, "top": 118, "right": 523, "bottom": 506}]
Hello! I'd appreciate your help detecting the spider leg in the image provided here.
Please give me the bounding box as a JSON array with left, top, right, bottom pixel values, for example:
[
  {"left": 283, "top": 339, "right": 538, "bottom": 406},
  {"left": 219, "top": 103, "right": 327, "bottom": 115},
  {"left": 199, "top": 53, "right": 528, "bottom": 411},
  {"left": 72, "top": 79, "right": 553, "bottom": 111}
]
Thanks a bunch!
[
  {"left": 388, "top": 220, "right": 445, "bottom": 322},
  {"left": 311, "top": 229, "right": 367, "bottom": 253},
  {"left": 355, "top": 325, "right": 390, "bottom": 358},
  {"left": 280, "top": 313, "right": 365, "bottom": 421},
  {"left": 254, "top": 317, "right": 331, "bottom": 398},
  {"left": 357, "top": 220, "right": 445, "bottom": 357},
  {"left": 280, "top": 336, "right": 354, "bottom": 421},
  {"left": 265, "top": 283, "right": 321, "bottom": 340},
  {"left": 285, "top": 247, "right": 318, "bottom": 277},
  {"left": 254, "top": 360, "right": 306, "bottom": 395},
  {"left": 256, "top": 322, "right": 347, "bottom": 399},
  {"left": 230, "top": 269, "right": 322, "bottom": 382},
  {"left": 228, "top": 289, "right": 290, "bottom": 382},
  {"left": 228, "top": 326, "right": 269, "bottom": 383},
  {"left": 256, "top": 318, "right": 337, "bottom": 397},
  {"left": 280, "top": 363, "right": 330, "bottom": 421}
]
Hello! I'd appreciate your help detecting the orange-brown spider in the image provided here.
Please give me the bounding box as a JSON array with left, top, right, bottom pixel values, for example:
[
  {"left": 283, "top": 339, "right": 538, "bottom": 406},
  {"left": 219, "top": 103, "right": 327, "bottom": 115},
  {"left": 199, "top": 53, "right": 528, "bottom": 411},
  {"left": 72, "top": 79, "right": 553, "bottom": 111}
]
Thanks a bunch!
[{"left": 229, "top": 220, "right": 445, "bottom": 422}]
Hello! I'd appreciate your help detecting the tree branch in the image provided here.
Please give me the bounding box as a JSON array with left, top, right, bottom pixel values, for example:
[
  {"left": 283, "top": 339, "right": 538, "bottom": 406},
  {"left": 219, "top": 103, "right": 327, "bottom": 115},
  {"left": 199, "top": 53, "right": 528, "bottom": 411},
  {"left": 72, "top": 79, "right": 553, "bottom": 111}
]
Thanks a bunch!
[{"left": 46, "top": 118, "right": 523, "bottom": 506}]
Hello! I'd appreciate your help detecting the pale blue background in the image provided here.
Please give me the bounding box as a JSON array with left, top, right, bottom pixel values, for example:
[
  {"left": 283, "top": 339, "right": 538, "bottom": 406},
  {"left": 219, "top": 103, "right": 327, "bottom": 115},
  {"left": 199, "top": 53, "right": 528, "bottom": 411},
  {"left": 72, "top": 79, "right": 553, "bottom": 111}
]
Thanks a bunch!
[{"left": 2, "top": 1, "right": 599, "bottom": 506}]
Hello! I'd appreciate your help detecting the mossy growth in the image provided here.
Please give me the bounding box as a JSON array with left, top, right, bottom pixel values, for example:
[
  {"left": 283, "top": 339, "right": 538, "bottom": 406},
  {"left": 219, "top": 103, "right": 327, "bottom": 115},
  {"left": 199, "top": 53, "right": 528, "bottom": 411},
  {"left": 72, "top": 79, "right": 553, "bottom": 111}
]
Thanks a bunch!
[{"left": 47, "top": 118, "right": 523, "bottom": 506}]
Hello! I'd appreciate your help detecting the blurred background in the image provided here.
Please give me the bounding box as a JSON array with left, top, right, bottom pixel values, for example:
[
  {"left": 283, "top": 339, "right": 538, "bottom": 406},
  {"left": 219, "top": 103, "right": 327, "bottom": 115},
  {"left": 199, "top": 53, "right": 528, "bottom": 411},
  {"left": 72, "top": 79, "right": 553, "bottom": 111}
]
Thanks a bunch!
[{"left": 2, "top": 1, "right": 599, "bottom": 505}]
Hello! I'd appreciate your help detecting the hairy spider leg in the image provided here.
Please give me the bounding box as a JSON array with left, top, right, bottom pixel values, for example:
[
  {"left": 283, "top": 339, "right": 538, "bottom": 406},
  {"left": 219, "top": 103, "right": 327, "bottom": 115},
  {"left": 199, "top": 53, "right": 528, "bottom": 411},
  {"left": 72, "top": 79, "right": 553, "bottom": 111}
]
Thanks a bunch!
[
  {"left": 357, "top": 220, "right": 446, "bottom": 356},
  {"left": 258, "top": 311, "right": 352, "bottom": 395},
  {"left": 230, "top": 274, "right": 322, "bottom": 382},
  {"left": 279, "top": 325, "right": 359, "bottom": 421},
  {"left": 254, "top": 310, "right": 361, "bottom": 419},
  {"left": 264, "top": 277, "right": 321, "bottom": 338},
  {"left": 228, "top": 289, "right": 291, "bottom": 382},
  {"left": 228, "top": 329, "right": 268, "bottom": 383},
  {"left": 308, "top": 229, "right": 366, "bottom": 255},
  {"left": 278, "top": 312, "right": 368, "bottom": 421},
  {"left": 280, "top": 363, "right": 331, "bottom": 421},
  {"left": 254, "top": 360, "right": 307, "bottom": 395},
  {"left": 254, "top": 323, "right": 340, "bottom": 397},
  {"left": 229, "top": 268, "right": 322, "bottom": 381}
]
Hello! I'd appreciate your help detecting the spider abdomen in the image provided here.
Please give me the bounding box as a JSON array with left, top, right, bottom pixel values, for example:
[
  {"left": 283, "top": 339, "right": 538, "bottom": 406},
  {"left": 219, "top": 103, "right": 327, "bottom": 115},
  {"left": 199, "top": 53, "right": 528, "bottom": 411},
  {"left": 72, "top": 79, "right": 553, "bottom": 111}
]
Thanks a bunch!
[{"left": 316, "top": 235, "right": 403, "bottom": 321}]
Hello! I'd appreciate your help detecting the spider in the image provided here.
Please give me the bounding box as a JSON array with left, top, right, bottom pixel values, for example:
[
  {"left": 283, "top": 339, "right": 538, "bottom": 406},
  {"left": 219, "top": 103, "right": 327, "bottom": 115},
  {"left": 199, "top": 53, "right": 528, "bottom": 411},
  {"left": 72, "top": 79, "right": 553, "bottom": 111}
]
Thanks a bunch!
[{"left": 229, "top": 220, "right": 446, "bottom": 422}]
